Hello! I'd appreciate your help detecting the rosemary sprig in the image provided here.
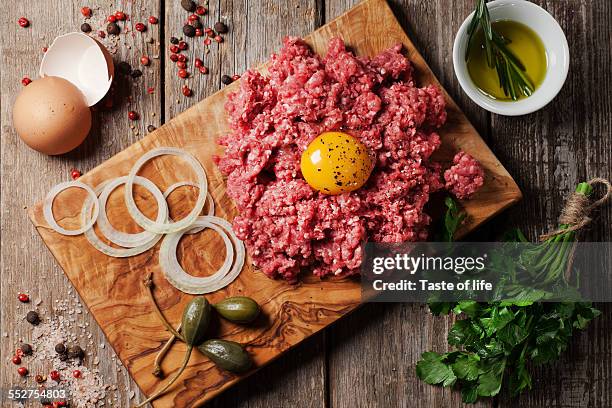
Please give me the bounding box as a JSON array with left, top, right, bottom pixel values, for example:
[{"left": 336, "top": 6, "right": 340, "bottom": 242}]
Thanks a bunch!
[{"left": 465, "top": 0, "right": 535, "bottom": 100}]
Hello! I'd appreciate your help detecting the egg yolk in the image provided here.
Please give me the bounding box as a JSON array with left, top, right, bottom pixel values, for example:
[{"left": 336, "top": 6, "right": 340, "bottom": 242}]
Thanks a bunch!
[{"left": 300, "top": 131, "right": 373, "bottom": 195}]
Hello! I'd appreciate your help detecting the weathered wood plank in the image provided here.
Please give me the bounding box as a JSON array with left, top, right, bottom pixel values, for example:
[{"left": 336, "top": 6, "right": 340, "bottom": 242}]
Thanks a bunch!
[
  {"left": 0, "top": 0, "right": 164, "bottom": 405},
  {"left": 492, "top": 1, "right": 612, "bottom": 407}
]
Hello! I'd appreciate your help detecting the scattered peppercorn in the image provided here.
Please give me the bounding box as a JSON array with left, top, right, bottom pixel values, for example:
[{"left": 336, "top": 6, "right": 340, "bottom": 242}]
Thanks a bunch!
[
  {"left": 170, "top": 36, "right": 179, "bottom": 44},
  {"left": 128, "top": 111, "right": 139, "bottom": 121},
  {"left": 70, "top": 169, "right": 81, "bottom": 180},
  {"left": 26, "top": 311, "right": 40, "bottom": 325},
  {"left": 183, "top": 24, "right": 196, "bottom": 37},
  {"left": 204, "top": 27, "right": 214, "bottom": 36},
  {"left": 54, "top": 343, "right": 66, "bottom": 354},
  {"left": 80, "top": 22, "right": 92, "bottom": 33},
  {"left": 177, "top": 61, "right": 187, "bottom": 69},
  {"left": 188, "top": 14, "right": 199, "bottom": 22},
  {"left": 107, "top": 22, "right": 120, "bottom": 35},
  {"left": 42, "top": 47, "right": 48, "bottom": 52},
  {"left": 214, "top": 35, "right": 223, "bottom": 43},
  {"left": 67, "top": 345, "right": 85, "bottom": 359},
  {"left": 81, "top": 7, "right": 92, "bottom": 17},
  {"left": 18, "top": 17, "right": 30, "bottom": 28},
  {"left": 195, "top": 28, "right": 203, "bottom": 36},
  {"left": 117, "top": 61, "right": 132, "bottom": 75},
  {"left": 170, "top": 45, "right": 180, "bottom": 54},
  {"left": 98, "top": 30, "right": 106, "bottom": 38},
  {"left": 204, "top": 37, "right": 212, "bottom": 46},
  {"left": 50, "top": 370, "right": 60, "bottom": 381},
  {"left": 18, "top": 293, "right": 29, "bottom": 303},
  {"left": 221, "top": 75, "right": 233, "bottom": 85},
  {"left": 178, "top": 41, "right": 188, "bottom": 50},
  {"left": 12, "top": 355, "right": 21, "bottom": 365},
  {"left": 198, "top": 66, "right": 209, "bottom": 74},
  {"left": 169, "top": 53, "right": 179, "bottom": 62},
  {"left": 58, "top": 354, "right": 68, "bottom": 361},
  {"left": 140, "top": 56, "right": 150, "bottom": 66},
  {"left": 181, "top": 0, "right": 196, "bottom": 12},
  {"left": 21, "top": 77, "right": 32, "bottom": 86},
  {"left": 131, "top": 69, "right": 142, "bottom": 79},
  {"left": 178, "top": 69, "right": 189, "bottom": 79},
  {"left": 149, "top": 16, "right": 158, "bottom": 24},
  {"left": 191, "top": 20, "right": 203, "bottom": 30},
  {"left": 194, "top": 58, "right": 203, "bottom": 68},
  {"left": 147, "top": 87, "right": 155, "bottom": 94},
  {"left": 232, "top": 74, "right": 241, "bottom": 81},
  {"left": 182, "top": 85, "right": 192, "bottom": 97},
  {"left": 147, "top": 125, "right": 156, "bottom": 132},
  {"left": 135, "top": 22, "right": 146, "bottom": 32},
  {"left": 214, "top": 21, "right": 228, "bottom": 34},
  {"left": 35, "top": 374, "right": 45, "bottom": 383},
  {"left": 114, "top": 11, "right": 127, "bottom": 21},
  {"left": 72, "top": 370, "right": 82, "bottom": 378},
  {"left": 178, "top": 54, "right": 187, "bottom": 62},
  {"left": 196, "top": 6, "right": 207, "bottom": 15},
  {"left": 17, "top": 367, "right": 28, "bottom": 377},
  {"left": 107, "top": 15, "right": 117, "bottom": 23},
  {"left": 15, "top": 348, "right": 24, "bottom": 357},
  {"left": 20, "top": 343, "right": 32, "bottom": 355}
]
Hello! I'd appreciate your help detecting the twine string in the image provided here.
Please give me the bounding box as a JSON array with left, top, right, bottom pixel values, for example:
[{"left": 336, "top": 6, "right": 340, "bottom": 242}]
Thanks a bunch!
[{"left": 539, "top": 178, "right": 611, "bottom": 241}]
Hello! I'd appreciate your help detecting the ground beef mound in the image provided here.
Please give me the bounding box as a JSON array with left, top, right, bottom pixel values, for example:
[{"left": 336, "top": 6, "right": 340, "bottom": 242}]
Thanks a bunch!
[
  {"left": 444, "top": 151, "right": 485, "bottom": 200},
  {"left": 217, "top": 37, "right": 464, "bottom": 282}
]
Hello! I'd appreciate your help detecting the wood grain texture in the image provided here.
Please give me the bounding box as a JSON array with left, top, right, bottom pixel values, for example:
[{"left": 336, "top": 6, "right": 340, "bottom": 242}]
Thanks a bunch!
[{"left": 25, "top": 0, "right": 519, "bottom": 406}]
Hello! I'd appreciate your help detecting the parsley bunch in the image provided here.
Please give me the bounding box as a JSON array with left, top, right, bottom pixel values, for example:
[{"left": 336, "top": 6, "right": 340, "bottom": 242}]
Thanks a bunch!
[{"left": 417, "top": 188, "right": 601, "bottom": 403}]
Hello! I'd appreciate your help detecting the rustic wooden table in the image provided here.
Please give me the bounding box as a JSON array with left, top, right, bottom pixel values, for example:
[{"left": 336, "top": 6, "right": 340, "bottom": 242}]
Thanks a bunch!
[{"left": 1, "top": 0, "right": 610, "bottom": 407}]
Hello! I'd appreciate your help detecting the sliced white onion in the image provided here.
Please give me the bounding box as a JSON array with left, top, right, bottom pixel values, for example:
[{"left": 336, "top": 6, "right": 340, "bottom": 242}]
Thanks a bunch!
[
  {"left": 97, "top": 176, "right": 168, "bottom": 248},
  {"left": 124, "top": 147, "right": 208, "bottom": 234},
  {"left": 81, "top": 181, "right": 163, "bottom": 258},
  {"left": 159, "top": 216, "right": 245, "bottom": 294},
  {"left": 163, "top": 181, "right": 215, "bottom": 234},
  {"left": 43, "top": 181, "right": 99, "bottom": 236}
]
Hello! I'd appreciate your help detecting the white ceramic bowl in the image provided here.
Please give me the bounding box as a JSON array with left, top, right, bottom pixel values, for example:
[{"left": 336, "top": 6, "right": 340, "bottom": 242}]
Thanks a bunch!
[{"left": 453, "top": 0, "right": 569, "bottom": 116}]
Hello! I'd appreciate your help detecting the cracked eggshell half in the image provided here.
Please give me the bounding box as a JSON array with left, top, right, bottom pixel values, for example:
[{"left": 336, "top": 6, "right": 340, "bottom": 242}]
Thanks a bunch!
[{"left": 12, "top": 33, "right": 113, "bottom": 155}]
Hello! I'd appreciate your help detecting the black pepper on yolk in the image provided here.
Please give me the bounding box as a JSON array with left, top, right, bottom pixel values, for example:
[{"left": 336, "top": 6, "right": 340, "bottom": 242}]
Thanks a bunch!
[{"left": 300, "top": 131, "right": 373, "bottom": 195}]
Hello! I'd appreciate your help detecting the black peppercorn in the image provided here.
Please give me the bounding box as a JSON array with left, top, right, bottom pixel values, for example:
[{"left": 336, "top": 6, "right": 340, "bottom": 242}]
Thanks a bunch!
[
  {"left": 20, "top": 343, "right": 33, "bottom": 355},
  {"left": 181, "top": 0, "right": 196, "bottom": 12},
  {"left": 67, "top": 344, "right": 85, "bottom": 359},
  {"left": 170, "top": 36, "right": 179, "bottom": 44},
  {"left": 221, "top": 75, "right": 233, "bottom": 85},
  {"left": 107, "top": 22, "right": 120, "bottom": 35},
  {"left": 131, "top": 69, "right": 143, "bottom": 79},
  {"left": 147, "top": 125, "right": 156, "bottom": 133},
  {"left": 26, "top": 311, "right": 40, "bottom": 325},
  {"left": 214, "top": 21, "right": 228, "bottom": 34},
  {"left": 58, "top": 353, "right": 68, "bottom": 361},
  {"left": 117, "top": 61, "right": 132, "bottom": 75},
  {"left": 183, "top": 24, "right": 196, "bottom": 38},
  {"left": 80, "top": 23, "right": 92, "bottom": 33},
  {"left": 55, "top": 343, "right": 66, "bottom": 354},
  {"left": 191, "top": 20, "right": 203, "bottom": 30}
]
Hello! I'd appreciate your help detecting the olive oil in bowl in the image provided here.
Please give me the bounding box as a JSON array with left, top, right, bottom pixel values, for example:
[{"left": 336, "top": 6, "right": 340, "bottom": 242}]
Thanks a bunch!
[{"left": 467, "top": 20, "right": 547, "bottom": 101}]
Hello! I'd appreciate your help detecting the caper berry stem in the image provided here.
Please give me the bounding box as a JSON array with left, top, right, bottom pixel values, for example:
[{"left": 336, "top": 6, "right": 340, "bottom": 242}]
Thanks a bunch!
[
  {"left": 153, "top": 324, "right": 181, "bottom": 378},
  {"left": 143, "top": 273, "right": 185, "bottom": 342},
  {"left": 136, "top": 345, "right": 193, "bottom": 407}
]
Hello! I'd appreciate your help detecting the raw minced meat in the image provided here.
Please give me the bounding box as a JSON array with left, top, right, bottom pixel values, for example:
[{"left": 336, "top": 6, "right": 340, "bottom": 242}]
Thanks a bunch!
[
  {"left": 444, "top": 151, "right": 485, "bottom": 200},
  {"left": 216, "top": 36, "right": 479, "bottom": 282}
]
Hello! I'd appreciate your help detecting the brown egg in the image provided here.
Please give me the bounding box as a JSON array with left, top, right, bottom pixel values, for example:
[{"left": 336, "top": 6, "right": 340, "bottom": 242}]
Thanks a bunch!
[{"left": 12, "top": 76, "right": 91, "bottom": 155}]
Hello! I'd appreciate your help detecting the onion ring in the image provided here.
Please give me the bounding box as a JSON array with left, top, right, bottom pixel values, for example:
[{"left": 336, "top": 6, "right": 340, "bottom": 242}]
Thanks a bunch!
[
  {"left": 97, "top": 176, "right": 168, "bottom": 248},
  {"left": 81, "top": 181, "right": 163, "bottom": 258},
  {"left": 43, "top": 181, "right": 99, "bottom": 236},
  {"left": 163, "top": 181, "right": 215, "bottom": 234},
  {"left": 159, "top": 216, "right": 244, "bottom": 294},
  {"left": 124, "top": 147, "right": 208, "bottom": 234}
]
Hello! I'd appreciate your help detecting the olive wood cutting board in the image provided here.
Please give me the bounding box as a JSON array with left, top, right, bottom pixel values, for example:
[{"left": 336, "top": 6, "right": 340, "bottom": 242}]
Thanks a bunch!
[{"left": 28, "top": 0, "right": 522, "bottom": 405}]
